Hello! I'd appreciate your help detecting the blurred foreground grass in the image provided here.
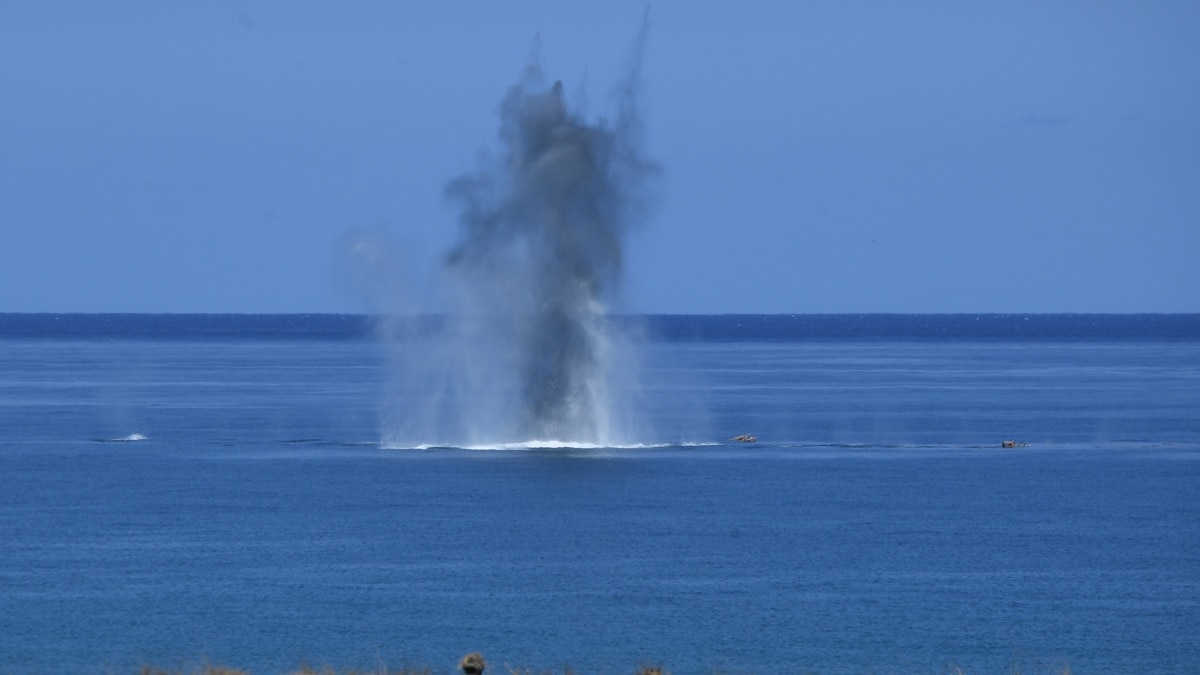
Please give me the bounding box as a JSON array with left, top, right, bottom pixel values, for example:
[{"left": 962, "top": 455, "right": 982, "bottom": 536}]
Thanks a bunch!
[
  {"left": 137, "top": 662, "right": 1075, "bottom": 675},
  {"left": 139, "top": 667, "right": 667, "bottom": 675}
]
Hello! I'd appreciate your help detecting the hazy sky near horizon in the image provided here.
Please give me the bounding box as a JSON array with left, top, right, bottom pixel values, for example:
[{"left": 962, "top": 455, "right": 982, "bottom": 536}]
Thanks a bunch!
[{"left": 2, "top": 1, "right": 1197, "bottom": 313}]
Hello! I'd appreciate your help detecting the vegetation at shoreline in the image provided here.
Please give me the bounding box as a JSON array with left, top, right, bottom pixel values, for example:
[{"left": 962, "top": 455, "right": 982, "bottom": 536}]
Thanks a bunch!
[
  {"left": 133, "top": 660, "right": 1078, "bottom": 675},
  {"left": 138, "top": 666, "right": 669, "bottom": 675}
]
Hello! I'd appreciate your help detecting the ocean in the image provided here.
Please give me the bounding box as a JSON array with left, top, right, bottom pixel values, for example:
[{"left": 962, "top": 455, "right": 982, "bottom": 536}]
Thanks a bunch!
[{"left": 1, "top": 314, "right": 1198, "bottom": 674}]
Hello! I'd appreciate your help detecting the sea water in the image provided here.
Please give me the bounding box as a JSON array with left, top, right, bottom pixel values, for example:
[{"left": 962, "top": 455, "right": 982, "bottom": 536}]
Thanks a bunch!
[{"left": 1, "top": 314, "right": 1198, "bottom": 673}]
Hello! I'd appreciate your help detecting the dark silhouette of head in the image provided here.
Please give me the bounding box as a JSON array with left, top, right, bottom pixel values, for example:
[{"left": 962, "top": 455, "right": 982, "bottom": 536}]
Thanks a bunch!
[{"left": 459, "top": 652, "right": 486, "bottom": 675}]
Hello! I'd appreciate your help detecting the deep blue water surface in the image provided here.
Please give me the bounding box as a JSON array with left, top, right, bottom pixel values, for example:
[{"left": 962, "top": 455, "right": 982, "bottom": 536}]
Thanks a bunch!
[{"left": 1, "top": 314, "right": 1198, "bottom": 673}]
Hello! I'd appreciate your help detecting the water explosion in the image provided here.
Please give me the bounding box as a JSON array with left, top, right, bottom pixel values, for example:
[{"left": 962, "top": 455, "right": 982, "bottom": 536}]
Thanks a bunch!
[{"left": 381, "top": 24, "right": 657, "bottom": 448}]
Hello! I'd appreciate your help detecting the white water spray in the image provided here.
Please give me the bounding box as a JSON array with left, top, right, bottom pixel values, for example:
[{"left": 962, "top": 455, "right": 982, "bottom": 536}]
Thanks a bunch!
[{"left": 379, "top": 21, "right": 657, "bottom": 449}]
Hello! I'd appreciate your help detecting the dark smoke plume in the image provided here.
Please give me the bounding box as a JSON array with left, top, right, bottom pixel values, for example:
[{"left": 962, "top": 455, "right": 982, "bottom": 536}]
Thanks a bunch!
[{"left": 436, "top": 24, "right": 657, "bottom": 443}]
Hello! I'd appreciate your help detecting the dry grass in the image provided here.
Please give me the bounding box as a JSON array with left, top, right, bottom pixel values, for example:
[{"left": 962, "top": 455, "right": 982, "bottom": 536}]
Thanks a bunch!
[
  {"left": 498, "top": 667, "right": 660, "bottom": 675},
  {"left": 139, "top": 662, "right": 249, "bottom": 667},
  {"left": 289, "top": 662, "right": 432, "bottom": 667},
  {"left": 941, "top": 661, "right": 1073, "bottom": 675},
  {"left": 139, "top": 666, "right": 432, "bottom": 675},
  {"left": 288, "top": 662, "right": 434, "bottom": 667},
  {"left": 135, "top": 664, "right": 666, "bottom": 675},
  {"left": 135, "top": 657, "right": 1076, "bottom": 675}
]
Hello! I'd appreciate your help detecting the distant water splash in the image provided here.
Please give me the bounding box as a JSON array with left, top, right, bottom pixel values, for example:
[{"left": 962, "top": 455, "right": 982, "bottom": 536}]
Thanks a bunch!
[{"left": 378, "top": 19, "right": 658, "bottom": 449}]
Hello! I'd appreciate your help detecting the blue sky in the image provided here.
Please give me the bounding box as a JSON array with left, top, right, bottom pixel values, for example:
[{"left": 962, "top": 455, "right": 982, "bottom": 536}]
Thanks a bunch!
[{"left": 2, "top": 1, "right": 1197, "bottom": 313}]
